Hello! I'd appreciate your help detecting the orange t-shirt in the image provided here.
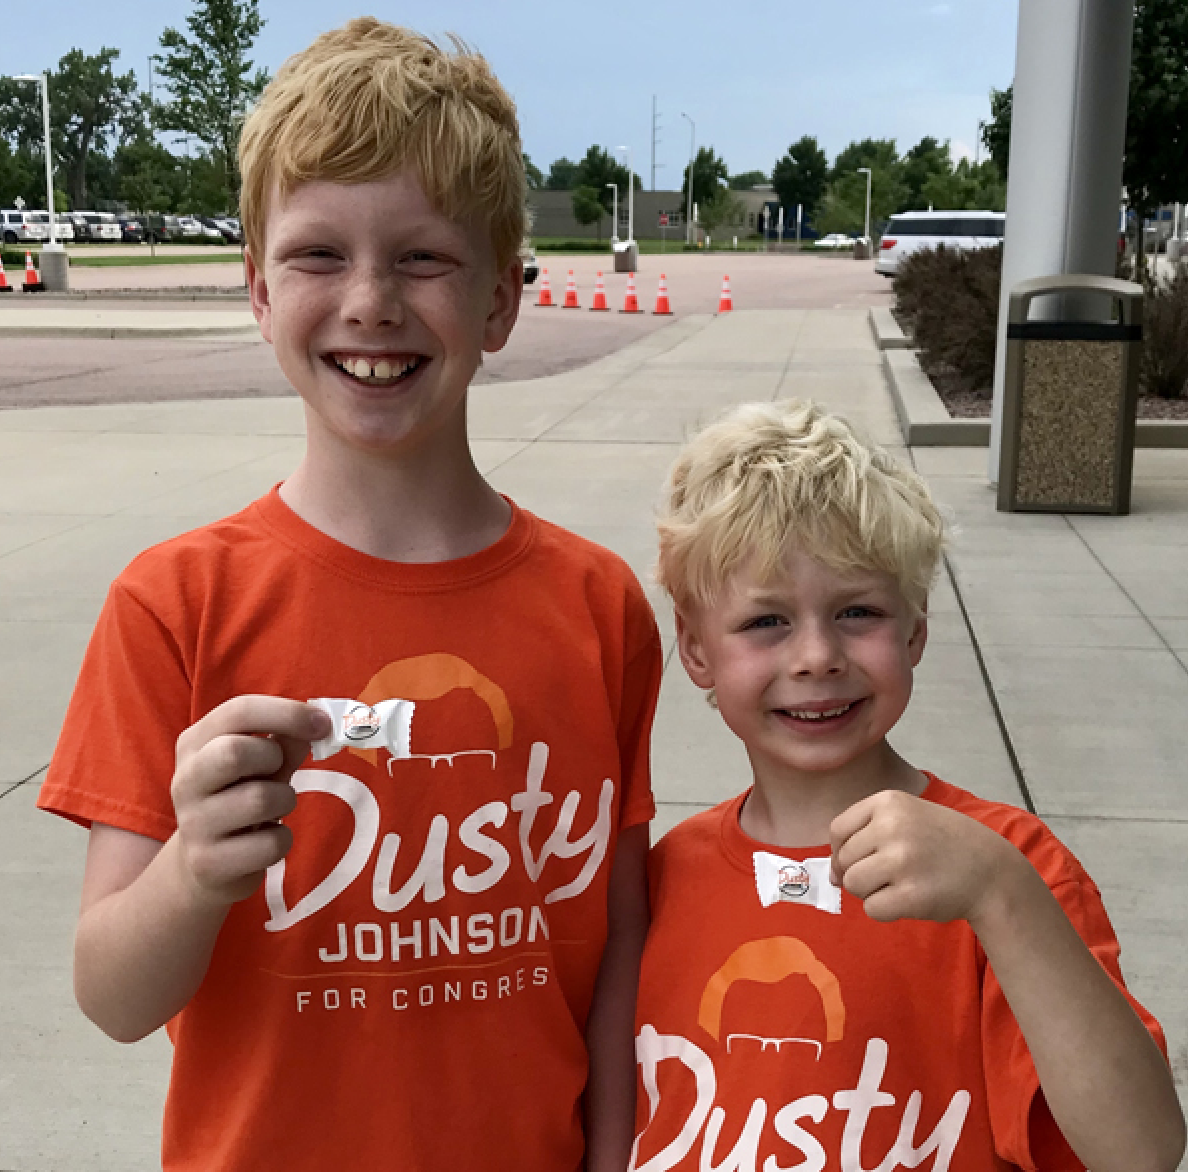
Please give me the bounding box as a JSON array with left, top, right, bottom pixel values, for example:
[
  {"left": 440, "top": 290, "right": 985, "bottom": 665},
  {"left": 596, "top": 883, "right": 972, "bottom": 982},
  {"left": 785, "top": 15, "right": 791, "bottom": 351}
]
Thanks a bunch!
[
  {"left": 40, "top": 489, "right": 662, "bottom": 1172},
  {"left": 631, "top": 777, "right": 1166, "bottom": 1172}
]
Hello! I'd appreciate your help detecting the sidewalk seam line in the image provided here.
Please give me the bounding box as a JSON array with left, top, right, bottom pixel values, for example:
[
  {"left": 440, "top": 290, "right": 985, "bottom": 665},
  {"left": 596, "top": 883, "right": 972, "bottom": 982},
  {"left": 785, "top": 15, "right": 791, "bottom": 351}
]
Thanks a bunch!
[
  {"left": 1063, "top": 516, "right": 1188, "bottom": 680},
  {"left": 939, "top": 554, "right": 1036, "bottom": 814},
  {"left": 1, "top": 764, "right": 48, "bottom": 800}
]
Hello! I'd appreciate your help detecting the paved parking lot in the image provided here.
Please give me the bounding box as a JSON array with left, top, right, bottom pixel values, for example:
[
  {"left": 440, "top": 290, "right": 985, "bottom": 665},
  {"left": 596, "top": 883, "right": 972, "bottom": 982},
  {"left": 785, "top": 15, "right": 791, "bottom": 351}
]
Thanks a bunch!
[{"left": 0, "top": 253, "right": 890, "bottom": 406}]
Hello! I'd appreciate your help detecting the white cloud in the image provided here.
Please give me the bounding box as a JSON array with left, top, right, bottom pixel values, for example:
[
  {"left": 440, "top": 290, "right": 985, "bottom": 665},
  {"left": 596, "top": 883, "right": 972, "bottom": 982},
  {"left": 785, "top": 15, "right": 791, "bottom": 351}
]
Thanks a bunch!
[
  {"left": 951, "top": 139, "right": 975, "bottom": 161},
  {"left": 930, "top": 3, "right": 953, "bottom": 13}
]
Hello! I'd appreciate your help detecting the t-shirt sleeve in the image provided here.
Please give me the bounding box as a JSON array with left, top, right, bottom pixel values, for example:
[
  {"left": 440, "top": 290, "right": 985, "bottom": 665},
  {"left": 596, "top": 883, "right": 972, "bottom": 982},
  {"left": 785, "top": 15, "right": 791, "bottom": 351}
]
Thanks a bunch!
[
  {"left": 981, "top": 872, "right": 1169, "bottom": 1171},
  {"left": 37, "top": 576, "right": 191, "bottom": 842},
  {"left": 615, "top": 605, "right": 663, "bottom": 832}
]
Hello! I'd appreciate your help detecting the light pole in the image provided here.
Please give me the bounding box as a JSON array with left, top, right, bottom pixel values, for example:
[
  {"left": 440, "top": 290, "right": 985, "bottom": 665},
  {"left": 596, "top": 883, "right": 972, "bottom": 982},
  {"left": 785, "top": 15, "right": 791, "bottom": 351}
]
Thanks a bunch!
[
  {"left": 14, "top": 73, "right": 60, "bottom": 250},
  {"left": 681, "top": 112, "right": 695, "bottom": 246},
  {"left": 616, "top": 145, "right": 634, "bottom": 246},
  {"left": 606, "top": 182, "right": 619, "bottom": 244},
  {"left": 857, "top": 166, "right": 872, "bottom": 245}
]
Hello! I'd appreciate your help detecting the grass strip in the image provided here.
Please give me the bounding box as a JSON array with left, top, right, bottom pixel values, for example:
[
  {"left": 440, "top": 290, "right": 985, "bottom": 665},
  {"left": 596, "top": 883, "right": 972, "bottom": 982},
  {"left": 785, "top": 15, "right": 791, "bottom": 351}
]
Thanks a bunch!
[{"left": 68, "top": 253, "right": 245, "bottom": 268}]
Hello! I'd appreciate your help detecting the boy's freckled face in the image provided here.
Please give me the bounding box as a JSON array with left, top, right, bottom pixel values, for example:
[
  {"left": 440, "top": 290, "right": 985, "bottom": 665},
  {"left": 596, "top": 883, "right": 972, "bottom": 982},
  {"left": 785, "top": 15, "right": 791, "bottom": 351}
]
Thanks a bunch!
[
  {"left": 246, "top": 169, "right": 521, "bottom": 456},
  {"left": 677, "top": 549, "right": 927, "bottom": 779}
]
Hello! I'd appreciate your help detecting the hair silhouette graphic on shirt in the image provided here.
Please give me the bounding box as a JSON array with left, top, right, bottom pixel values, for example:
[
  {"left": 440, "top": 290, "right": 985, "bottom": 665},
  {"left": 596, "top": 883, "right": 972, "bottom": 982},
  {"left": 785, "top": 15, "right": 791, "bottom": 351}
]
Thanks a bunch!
[
  {"left": 698, "top": 936, "right": 845, "bottom": 1060},
  {"left": 350, "top": 653, "right": 514, "bottom": 770}
]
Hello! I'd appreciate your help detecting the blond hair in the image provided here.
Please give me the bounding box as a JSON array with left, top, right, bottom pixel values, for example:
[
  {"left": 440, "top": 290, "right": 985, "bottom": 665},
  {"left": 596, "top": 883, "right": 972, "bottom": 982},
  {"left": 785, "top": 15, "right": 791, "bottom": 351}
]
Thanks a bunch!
[
  {"left": 657, "top": 400, "right": 945, "bottom": 614},
  {"left": 238, "top": 17, "right": 526, "bottom": 268}
]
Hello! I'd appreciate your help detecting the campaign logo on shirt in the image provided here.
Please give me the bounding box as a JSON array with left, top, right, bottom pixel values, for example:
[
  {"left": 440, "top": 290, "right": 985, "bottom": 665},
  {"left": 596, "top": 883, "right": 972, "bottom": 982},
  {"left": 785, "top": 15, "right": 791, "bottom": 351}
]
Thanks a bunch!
[
  {"left": 632, "top": 935, "right": 972, "bottom": 1172},
  {"left": 263, "top": 653, "right": 618, "bottom": 1023}
]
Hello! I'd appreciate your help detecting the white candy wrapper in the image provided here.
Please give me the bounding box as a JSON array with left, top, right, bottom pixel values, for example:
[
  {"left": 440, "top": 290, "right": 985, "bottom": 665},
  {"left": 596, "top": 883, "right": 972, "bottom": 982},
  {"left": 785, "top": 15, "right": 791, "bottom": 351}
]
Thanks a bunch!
[
  {"left": 752, "top": 852, "right": 842, "bottom": 915},
  {"left": 309, "top": 697, "right": 415, "bottom": 762}
]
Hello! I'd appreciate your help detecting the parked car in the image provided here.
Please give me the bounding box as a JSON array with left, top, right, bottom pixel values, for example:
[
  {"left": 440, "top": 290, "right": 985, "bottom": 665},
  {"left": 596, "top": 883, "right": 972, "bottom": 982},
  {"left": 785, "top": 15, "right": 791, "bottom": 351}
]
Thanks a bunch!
[
  {"left": 68, "top": 211, "right": 122, "bottom": 242},
  {"left": 26, "top": 211, "right": 73, "bottom": 242},
  {"left": 1, "top": 209, "right": 47, "bottom": 244},
  {"left": 117, "top": 216, "right": 145, "bottom": 244},
  {"left": 200, "top": 215, "right": 242, "bottom": 244},
  {"left": 143, "top": 214, "right": 182, "bottom": 243},
  {"left": 875, "top": 210, "right": 1005, "bottom": 276},
  {"left": 813, "top": 233, "right": 855, "bottom": 250}
]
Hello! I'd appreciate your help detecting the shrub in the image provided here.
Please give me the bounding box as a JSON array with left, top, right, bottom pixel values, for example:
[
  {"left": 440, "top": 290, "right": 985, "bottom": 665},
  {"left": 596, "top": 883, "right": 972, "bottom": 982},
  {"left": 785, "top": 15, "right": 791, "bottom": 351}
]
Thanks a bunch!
[
  {"left": 894, "top": 244, "right": 1003, "bottom": 395},
  {"left": 1141, "top": 266, "right": 1188, "bottom": 399}
]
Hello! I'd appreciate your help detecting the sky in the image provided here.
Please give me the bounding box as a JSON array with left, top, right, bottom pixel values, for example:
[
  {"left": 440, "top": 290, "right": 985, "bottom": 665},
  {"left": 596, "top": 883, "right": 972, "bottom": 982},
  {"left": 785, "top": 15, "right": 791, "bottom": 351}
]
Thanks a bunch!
[{"left": 1, "top": 0, "right": 1019, "bottom": 187}]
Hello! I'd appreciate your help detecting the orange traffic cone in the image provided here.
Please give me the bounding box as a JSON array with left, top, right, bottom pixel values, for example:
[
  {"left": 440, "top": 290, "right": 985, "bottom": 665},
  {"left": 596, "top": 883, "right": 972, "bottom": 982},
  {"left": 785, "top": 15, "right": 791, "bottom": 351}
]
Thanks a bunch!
[
  {"left": 23, "top": 250, "right": 43, "bottom": 292},
  {"left": 653, "top": 273, "right": 673, "bottom": 316},
  {"left": 717, "top": 274, "right": 733, "bottom": 313},
  {"left": 562, "top": 269, "right": 580, "bottom": 309},
  {"left": 0, "top": 255, "right": 11, "bottom": 293},
  {"left": 620, "top": 271, "right": 642, "bottom": 314},
  {"left": 590, "top": 271, "right": 609, "bottom": 311},
  {"left": 537, "top": 268, "right": 554, "bottom": 307}
]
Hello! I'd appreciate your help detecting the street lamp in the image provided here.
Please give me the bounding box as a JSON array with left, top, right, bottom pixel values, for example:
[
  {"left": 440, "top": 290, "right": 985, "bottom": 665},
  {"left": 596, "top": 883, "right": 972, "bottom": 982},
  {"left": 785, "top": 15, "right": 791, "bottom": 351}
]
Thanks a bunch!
[
  {"left": 681, "top": 113, "right": 695, "bottom": 246},
  {"left": 616, "top": 145, "right": 634, "bottom": 246},
  {"left": 13, "top": 73, "right": 60, "bottom": 250},
  {"left": 857, "top": 166, "right": 872, "bottom": 246},
  {"left": 606, "top": 182, "right": 619, "bottom": 244}
]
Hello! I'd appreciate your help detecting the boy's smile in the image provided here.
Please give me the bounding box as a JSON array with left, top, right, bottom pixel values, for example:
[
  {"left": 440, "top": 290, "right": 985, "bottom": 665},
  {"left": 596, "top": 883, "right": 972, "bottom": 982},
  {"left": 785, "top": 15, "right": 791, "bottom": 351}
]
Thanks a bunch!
[
  {"left": 246, "top": 170, "right": 522, "bottom": 458},
  {"left": 677, "top": 549, "right": 927, "bottom": 787}
]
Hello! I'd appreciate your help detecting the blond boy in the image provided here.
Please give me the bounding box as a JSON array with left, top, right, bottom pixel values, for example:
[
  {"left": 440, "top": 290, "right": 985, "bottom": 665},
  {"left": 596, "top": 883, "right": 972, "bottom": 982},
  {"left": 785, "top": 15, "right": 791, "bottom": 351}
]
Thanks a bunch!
[
  {"left": 40, "top": 20, "right": 657, "bottom": 1171},
  {"left": 629, "top": 400, "right": 1183, "bottom": 1171}
]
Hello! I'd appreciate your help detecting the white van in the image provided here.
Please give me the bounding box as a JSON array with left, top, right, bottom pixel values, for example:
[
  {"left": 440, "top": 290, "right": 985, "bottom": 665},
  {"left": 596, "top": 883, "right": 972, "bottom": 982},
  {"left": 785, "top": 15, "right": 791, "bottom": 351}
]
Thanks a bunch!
[
  {"left": 875, "top": 210, "right": 1005, "bottom": 276},
  {"left": 1, "top": 209, "right": 47, "bottom": 244}
]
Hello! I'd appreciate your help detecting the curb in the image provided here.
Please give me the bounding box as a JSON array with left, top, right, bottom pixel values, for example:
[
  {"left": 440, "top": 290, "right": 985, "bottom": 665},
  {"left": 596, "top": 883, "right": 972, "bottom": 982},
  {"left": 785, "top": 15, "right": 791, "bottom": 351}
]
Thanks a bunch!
[
  {"left": 868, "top": 306, "right": 911, "bottom": 350},
  {"left": 874, "top": 310, "right": 1188, "bottom": 449},
  {"left": 0, "top": 322, "right": 258, "bottom": 339},
  {"left": 881, "top": 348, "right": 989, "bottom": 446},
  {"left": 11, "top": 289, "right": 249, "bottom": 302}
]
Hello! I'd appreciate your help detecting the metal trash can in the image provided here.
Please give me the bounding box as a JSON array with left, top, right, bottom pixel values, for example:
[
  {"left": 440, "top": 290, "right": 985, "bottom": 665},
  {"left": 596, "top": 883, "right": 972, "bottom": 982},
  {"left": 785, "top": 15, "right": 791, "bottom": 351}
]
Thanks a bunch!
[
  {"left": 997, "top": 274, "right": 1143, "bottom": 516},
  {"left": 613, "top": 239, "right": 638, "bottom": 273}
]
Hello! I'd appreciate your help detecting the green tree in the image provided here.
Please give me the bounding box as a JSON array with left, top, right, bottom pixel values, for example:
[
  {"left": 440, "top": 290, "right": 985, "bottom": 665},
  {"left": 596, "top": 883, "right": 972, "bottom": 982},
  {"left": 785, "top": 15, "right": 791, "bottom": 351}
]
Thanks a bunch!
[
  {"left": 545, "top": 157, "right": 579, "bottom": 190},
  {"left": 523, "top": 153, "right": 544, "bottom": 190},
  {"left": 771, "top": 135, "right": 829, "bottom": 222},
  {"left": 814, "top": 140, "right": 906, "bottom": 236},
  {"left": 699, "top": 187, "right": 743, "bottom": 236},
  {"left": 571, "top": 185, "right": 606, "bottom": 241},
  {"left": 982, "top": 87, "right": 1012, "bottom": 179},
  {"left": 0, "top": 141, "right": 40, "bottom": 209},
  {"left": 728, "top": 170, "right": 767, "bottom": 190},
  {"left": 901, "top": 136, "right": 952, "bottom": 210},
  {"left": 919, "top": 157, "right": 1006, "bottom": 211},
  {"left": 816, "top": 138, "right": 906, "bottom": 236},
  {"left": 681, "top": 146, "right": 729, "bottom": 214},
  {"left": 115, "top": 140, "right": 184, "bottom": 212},
  {"left": 154, "top": 0, "right": 269, "bottom": 209},
  {"left": 0, "top": 48, "right": 137, "bottom": 209},
  {"left": 1125, "top": 0, "right": 1188, "bottom": 248},
  {"left": 573, "top": 145, "right": 637, "bottom": 217}
]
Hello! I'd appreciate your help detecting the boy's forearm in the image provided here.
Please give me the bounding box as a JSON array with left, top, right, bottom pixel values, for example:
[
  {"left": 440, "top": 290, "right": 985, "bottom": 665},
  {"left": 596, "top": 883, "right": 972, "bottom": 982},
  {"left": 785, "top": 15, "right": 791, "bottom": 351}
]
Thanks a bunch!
[
  {"left": 585, "top": 939, "right": 643, "bottom": 1172},
  {"left": 585, "top": 823, "right": 649, "bottom": 1172},
  {"left": 972, "top": 860, "right": 1186, "bottom": 1172},
  {"left": 74, "top": 834, "right": 230, "bottom": 1043}
]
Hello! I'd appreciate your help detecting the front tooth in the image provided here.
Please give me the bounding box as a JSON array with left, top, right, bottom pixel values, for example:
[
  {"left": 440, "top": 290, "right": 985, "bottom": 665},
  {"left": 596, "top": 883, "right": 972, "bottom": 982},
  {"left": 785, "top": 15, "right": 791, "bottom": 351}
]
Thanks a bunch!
[
  {"left": 354, "top": 358, "right": 372, "bottom": 379},
  {"left": 374, "top": 359, "right": 392, "bottom": 379}
]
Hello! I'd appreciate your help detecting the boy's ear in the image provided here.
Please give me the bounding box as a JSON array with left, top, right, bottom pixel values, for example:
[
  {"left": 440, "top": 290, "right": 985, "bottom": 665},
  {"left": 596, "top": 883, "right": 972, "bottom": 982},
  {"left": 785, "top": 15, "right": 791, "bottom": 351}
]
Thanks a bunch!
[
  {"left": 908, "top": 609, "right": 928, "bottom": 667},
  {"left": 245, "top": 248, "right": 273, "bottom": 344},
  {"left": 481, "top": 257, "right": 524, "bottom": 354},
  {"left": 675, "top": 609, "right": 716, "bottom": 692}
]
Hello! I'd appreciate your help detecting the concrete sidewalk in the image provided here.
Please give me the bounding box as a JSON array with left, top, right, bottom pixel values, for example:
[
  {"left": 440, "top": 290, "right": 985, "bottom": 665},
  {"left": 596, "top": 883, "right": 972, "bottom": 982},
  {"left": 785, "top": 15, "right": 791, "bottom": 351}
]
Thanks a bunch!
[
  {"left": 0, "top": 305, "right": 256, "bottom": 338},
  {"left": 1, "top": 309, "right": 1184, "bottom": 1168}
]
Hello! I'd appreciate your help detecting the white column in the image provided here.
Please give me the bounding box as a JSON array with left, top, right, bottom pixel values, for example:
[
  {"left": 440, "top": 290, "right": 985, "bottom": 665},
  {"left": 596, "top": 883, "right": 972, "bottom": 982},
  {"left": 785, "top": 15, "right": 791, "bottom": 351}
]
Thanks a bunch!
[{"left": 988, "top": 0, "right": 1135, "bottom": 481}]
